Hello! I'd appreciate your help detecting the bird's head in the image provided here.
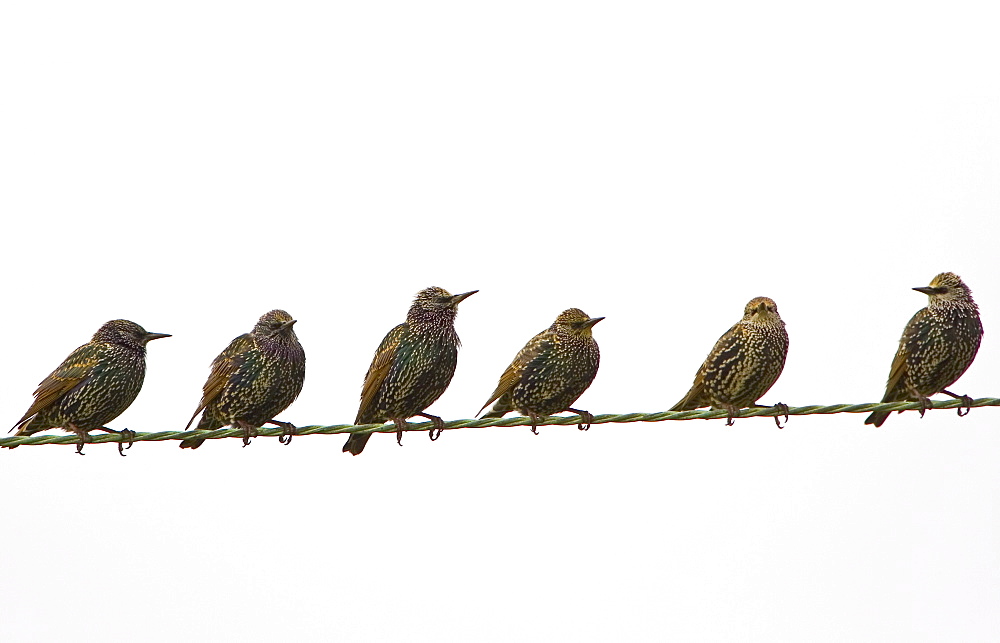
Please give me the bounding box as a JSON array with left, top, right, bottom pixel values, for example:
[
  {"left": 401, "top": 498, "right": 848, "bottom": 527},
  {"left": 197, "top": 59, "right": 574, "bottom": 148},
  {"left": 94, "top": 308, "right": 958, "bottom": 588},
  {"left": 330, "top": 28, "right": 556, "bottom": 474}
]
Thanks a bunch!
[
  {"left": 554, "top": 308, "right": 605, "bottom": 338},
  {"left": 254, "top": 309, "right": 298, "bottom": 338},
  {"left": 743, "top": 297, "right": 781, "bottom": 323},
  {"left": 94, "top": 320, "right": 171, "bottom": 348},
  {"left": 409, "top": 287, "right": 478, "bottom": 319},
  {"left": 914, "top": 272, "right": 974, "bottom": 305}
]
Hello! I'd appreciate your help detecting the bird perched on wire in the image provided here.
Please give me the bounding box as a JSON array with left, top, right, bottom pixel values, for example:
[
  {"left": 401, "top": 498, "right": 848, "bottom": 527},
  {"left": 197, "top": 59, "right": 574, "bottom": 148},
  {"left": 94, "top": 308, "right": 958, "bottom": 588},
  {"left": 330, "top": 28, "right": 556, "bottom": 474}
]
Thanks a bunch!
[
  {"left": 670, "top": 297, "right": 789, "bottom": 426},
  {"left": 180, "top": 310, "right": 306, "bottom": 449},
  {"left": 865, "top": 272, "right": 983, "bottom": 427},
  {"left": 7, "top": 320, "right": 170, "bottom": 455},
  {"left": 343, "top": 287, "right": 477, "bottom": 455},
  {"left": 479, "top": 308, "right": 603, "bottom": 434}
]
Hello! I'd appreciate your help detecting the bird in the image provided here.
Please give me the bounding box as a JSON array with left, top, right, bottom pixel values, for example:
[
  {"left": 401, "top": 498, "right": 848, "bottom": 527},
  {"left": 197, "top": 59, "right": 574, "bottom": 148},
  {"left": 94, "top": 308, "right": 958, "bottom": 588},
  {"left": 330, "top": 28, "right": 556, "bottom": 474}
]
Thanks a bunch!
[
  {"left": 180, "top": 310, "right": 306, "bottom": 449},
  {"left": 865, "top": 272, "right": 983, "bottom": 427},
  {"left": 670, "top": 297, "right": 789, "bottom": 426},
  {"left": 7, "top": 320, "right": 170, "bottom": 455},
  {"left": 343, "top": 287, "right": 477, "bottom": 455},
  {"left": 479, "top": 308, "right": 603, "bottom": 434}
]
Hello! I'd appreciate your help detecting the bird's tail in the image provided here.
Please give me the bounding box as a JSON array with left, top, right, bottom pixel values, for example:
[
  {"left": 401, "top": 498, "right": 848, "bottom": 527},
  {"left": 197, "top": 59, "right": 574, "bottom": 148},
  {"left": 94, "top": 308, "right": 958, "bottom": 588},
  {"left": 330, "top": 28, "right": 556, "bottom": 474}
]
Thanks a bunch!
[
  {"left": 3, "top": 418, "right": 43, "bottom": 450},
  {"left": 343, "top": 432, "right": 371, "bottom": 456},
  {"left": 479, "top": 395, "right": 513, "bottom": 420},
  {"left": 179, "top": 415, "right": 219, "bottom": 449},
  {"left": 669, "top": 388, "right": 701, "bottom": 412},
  {"left": 179, "top": 437, "right": 205, "bottom": 449},
  {"left": 864, "top": 411, "right": 890, "bottom": 427}
]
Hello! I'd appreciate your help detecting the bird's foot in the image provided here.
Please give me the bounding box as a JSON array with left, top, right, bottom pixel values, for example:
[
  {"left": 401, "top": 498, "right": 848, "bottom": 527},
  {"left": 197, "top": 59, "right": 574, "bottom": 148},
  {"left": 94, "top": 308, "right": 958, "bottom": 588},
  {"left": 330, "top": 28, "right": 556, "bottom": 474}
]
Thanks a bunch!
[
  {"left": 417, "top": 413, "right": 445, "bottom": 441},
  {"left": 237, "top": 421, "right": 258, "bottom": 447},
  {"left": 68, "top": 423, "right": 89, "bottom": 455},
  {"left": 269, "top": 420, "right": 297, "bottom": 446},
  {"left": 118, "top": 429, "right": 135, "bottom": 456},
  {"left": 568, "top": 408, "right": 593, "bottom": 431},
  {"left": 92, "top": 426, "right": 134, "bottom": 455},
  {"left": 724, "top": 406, "right": 741, "bottom": 427},
  {"left": 917, "top": 397, "right": 932, "bottom": 418},
  {"left": 772, "top": 403, "right": 789, "bottom": 429},
  {"left": 394, "top": 418, "right": 409, "bottom": 447},
  {"left": 942, "top": 390, "right": 973, "bottom": 417}
]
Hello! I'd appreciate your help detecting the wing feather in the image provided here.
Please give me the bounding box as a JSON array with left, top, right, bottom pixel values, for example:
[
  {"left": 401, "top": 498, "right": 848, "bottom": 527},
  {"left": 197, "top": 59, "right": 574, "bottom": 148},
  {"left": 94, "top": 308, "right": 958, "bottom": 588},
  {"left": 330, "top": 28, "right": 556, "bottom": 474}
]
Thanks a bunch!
[
  {"left": 356, "top": 324, "right": 408, "bottom": 424},
  {"left": 185, "top": 333, "right": 255, "bottom": 430},
  {"left": 12, "top": 343, "right": 103, "bottom": 431}
]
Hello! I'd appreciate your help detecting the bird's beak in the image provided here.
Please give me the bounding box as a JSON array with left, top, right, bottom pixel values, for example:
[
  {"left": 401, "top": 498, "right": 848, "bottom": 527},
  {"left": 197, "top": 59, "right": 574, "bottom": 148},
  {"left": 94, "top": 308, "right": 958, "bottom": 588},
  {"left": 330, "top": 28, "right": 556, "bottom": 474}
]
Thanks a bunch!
[
  {"left": 144, "top": 332, "right": 171, "bottom": 342},
  {"left": 280, "top": 319, "right": 298, "bottom": 331},
  {"left": 450, "top": 290, "right": 479, "bottom": 306},
  {"left": 913, "top": 286, "right": 945, "bottom": 295},
  {"left": 757, "top": 301, "right": 769, "bottom": 314},
  {"left": 582, "top": 316, "right": 605, "bottom": 329}
]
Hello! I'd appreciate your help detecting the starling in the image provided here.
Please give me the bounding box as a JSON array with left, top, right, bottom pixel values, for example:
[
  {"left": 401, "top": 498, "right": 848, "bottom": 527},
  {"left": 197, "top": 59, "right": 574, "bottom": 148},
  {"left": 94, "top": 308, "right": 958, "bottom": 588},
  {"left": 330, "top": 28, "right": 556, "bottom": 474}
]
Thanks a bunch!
[
  {"left": 343, "top": 287, "right": 477, "bottom": 455},
  {"left": 865, "top": 272, "right": 983, "bottom": 427},
  {"left": 7, "top": 320, "right": 170, "bottom": 455},
  {"left": 180, "top": 310, "right": 306, "bottom": 449},
  {"left": 479, "top": 308, "right": 603, "bottom": 434},
  {"left": 670, "top": 297, "right": 789, "bottom": 426}
]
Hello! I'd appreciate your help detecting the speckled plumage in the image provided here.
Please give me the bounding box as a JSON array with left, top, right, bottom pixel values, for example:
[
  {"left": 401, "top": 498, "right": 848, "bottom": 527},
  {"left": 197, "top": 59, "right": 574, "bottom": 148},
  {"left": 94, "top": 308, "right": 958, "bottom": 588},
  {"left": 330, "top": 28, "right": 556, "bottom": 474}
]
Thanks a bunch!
[
  {"left": 180, "top": 310, "right": 306, "bottom": 449},
  {"left": 343, "top": 287, "right": 477, "bottom": 455},
  {"left": 670, "top": 297, "right": 789, "bottom": 425},
  {"left": 479, "top": 308, "right": 603, "bottom": 433},
  {"left": 865, "top": 272, "right": 983, "bottom": 427},
  {"left": 7, "top": 320, "right": 170, "bottom": 454}
]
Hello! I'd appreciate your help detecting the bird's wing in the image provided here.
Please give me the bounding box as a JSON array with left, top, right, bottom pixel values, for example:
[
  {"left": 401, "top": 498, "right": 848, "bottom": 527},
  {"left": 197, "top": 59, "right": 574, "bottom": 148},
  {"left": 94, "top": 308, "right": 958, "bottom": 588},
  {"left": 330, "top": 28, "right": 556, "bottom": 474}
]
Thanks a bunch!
[
  {"left": 12, "top": 343, "right": 103, "bottom": 430},
  {"left": 357, "top": 323, "right": 408, "bottom": 423},
  {"left": 185, "top": 333, "right": 255, "bottom": 430},
  {"left": 479, "top": 330, "right": 550, "bottom": 415},
  {"left": 670, "top": 321, "right": 742, "bottom": 411},
  {"left": 883, "top": 309, "right": 930, "bottom": 400}
]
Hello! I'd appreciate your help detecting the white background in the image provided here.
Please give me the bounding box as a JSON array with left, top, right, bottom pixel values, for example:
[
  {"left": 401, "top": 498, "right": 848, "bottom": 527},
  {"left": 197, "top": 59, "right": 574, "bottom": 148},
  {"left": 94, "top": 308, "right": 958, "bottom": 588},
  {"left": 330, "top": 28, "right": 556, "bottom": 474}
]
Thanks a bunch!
[{"left": 2, "top": 2, "right": 999, "bottom": 641}]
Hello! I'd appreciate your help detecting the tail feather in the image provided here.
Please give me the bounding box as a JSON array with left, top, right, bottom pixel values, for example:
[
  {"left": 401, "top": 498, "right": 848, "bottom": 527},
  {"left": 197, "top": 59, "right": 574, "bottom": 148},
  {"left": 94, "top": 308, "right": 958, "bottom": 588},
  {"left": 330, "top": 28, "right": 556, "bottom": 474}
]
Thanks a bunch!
[
  {"left": 864, "top": 411, "right": 891, "bottom": 427},
  {"left": 343, "top": 432, "right": 371, "bottom": 456}
]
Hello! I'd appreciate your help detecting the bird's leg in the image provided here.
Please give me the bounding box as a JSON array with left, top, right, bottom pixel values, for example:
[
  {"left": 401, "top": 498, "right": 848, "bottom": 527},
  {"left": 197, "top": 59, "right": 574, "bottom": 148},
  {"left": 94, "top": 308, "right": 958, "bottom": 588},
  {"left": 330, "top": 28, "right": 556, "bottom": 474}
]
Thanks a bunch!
[
  {"left": 567, "top": 408, "right": 593, "bottom": 431},
  {"left": 754, "top": 403, "right": 789, "bottom": 429},
  {"left": 236, "top": 420, "right": 258, "bottom": 447},
  {"left": 67, "top": 423, "right": 89, "bottom": 455},
  {"left": 393, "top": 418, "right": 409, "bottom": 446},
  {"left": 416, "top": 413, "right": 445, "bottom": 441},
  {"left": 917, "top": 397, "right": 932, "bottom": 418},
  {"left": 267, "top": 419, "right": 297, "bottom": 445},
  {"left": 529, "top": 413, "right": 543, "bottom": 435},
  {"left": 941, "top": 390, "right": 974, "bottom": 417},
  {"left": 723, "top": 405, "right": 741, "bottom": 427},
  {"left": 93, "top": 426, "right": 134, "bottom": 456}
]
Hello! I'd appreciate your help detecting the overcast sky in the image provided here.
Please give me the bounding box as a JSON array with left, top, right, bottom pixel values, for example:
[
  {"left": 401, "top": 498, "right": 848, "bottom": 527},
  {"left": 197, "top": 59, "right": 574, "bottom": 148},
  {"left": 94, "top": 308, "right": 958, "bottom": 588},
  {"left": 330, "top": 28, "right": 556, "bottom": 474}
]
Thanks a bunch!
[{"left": 2, "top": 2, "right": 999, "bottom": 642}]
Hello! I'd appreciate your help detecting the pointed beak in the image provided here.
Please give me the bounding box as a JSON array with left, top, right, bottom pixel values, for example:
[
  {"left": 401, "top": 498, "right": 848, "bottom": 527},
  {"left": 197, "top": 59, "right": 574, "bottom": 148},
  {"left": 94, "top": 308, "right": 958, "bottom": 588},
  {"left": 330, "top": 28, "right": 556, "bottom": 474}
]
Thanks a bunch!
[
  {"left": 144, "top": 332, "right": 171, "bottom": 342},
  {"left": 280, "top": 319, "right": 298, "bottom": 331},
  {"left": 582, "top": 316, "right": 605, "bottom": 329},
  {"left": 913, "top": 286, "right": 944, "bottom": 295},
  {"left": 450, "top": 290, "right": 479, "bottom": 306}
]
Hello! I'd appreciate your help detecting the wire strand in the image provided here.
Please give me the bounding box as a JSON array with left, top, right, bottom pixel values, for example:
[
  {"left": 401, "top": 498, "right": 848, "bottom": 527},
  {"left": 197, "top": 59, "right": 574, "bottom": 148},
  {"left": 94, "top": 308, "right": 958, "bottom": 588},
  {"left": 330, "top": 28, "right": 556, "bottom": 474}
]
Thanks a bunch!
[{"left": 2, "top": 398, "right": 998, "bottom": 448}]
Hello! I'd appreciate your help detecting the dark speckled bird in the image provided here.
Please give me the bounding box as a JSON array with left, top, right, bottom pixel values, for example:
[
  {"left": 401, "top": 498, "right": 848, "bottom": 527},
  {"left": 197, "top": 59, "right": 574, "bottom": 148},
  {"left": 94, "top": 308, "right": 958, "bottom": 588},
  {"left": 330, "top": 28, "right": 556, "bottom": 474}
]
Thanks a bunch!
[
  {"left": 343, "top": 287, "right": 477, "bottom": 456},
  {"left": 7, "top": 320, "right": 170, "bottom": 455},
  {"left": 670, "top": 297, "right": 789, "bottom": 426},
  {"left": 479, "top": 308, "right": 603, "bottom": 434},
  {"left": 865, "top": 272, "right": 983, "bottom": 427},
  {"left": 180, "top": 310, "right": 306, "bottom": 449}
]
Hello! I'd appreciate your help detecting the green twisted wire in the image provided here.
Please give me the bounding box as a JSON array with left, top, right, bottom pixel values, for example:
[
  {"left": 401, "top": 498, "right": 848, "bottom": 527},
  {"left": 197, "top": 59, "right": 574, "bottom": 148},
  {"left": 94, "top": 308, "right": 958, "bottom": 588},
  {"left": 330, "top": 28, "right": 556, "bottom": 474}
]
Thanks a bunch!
[{"left": 2, "top": 398, "right": 998, "bottom": 449}]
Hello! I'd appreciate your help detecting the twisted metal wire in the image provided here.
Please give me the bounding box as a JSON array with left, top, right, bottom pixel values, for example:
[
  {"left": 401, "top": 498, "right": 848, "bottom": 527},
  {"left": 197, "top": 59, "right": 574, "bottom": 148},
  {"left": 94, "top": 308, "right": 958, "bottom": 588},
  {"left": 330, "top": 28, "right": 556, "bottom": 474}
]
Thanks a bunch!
[{"left": 2, "top": 398, "right": 998, "bottom": 449}]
